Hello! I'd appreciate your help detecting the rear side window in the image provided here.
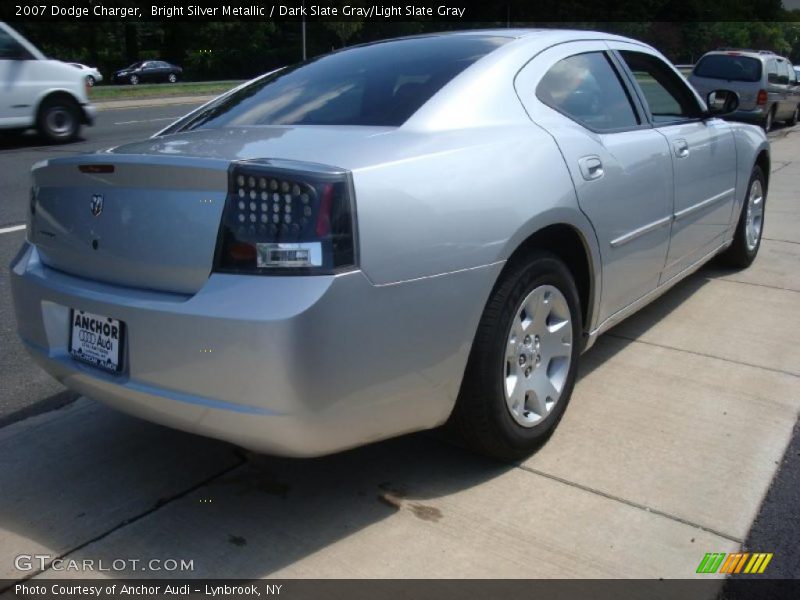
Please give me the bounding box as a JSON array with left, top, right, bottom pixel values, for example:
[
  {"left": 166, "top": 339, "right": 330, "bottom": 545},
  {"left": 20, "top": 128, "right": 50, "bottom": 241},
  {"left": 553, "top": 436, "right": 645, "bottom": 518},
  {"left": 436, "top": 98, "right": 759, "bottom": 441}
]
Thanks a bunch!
[
  {"left": 536, "top": 52, "right": 639, "bottom": 131},
  {"left": 694, "top": 55, "right": 762, "bottom": 83},
  {"left": 174, "top": 35, "right": 509, "bottom": 130}
]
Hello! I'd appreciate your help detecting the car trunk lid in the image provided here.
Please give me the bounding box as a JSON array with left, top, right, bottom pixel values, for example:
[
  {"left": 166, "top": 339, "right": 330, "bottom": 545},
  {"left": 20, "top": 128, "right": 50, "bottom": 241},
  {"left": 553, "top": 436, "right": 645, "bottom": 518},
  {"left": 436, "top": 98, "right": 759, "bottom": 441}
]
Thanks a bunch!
[{"left": 30, "top": 154, "right": 229, "bottom": 295}]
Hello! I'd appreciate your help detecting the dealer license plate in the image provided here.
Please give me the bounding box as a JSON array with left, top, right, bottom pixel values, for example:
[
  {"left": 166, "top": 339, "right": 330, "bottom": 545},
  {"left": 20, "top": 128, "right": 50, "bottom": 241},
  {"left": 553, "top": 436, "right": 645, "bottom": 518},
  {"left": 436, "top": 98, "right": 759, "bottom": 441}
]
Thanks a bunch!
[{"left": 69, "top": 309, "right": 124, "bottom": 373}]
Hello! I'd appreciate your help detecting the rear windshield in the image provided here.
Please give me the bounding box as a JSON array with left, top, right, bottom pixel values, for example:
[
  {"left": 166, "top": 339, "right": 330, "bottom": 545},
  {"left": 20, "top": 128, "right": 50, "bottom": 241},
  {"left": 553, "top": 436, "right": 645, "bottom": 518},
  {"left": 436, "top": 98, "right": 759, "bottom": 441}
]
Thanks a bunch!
[
  {"left": 171, "top": 35, "right": 509, "bottom": 131},
  {"left": 693, "top": 55, "right": 762, "bottom": 82}
]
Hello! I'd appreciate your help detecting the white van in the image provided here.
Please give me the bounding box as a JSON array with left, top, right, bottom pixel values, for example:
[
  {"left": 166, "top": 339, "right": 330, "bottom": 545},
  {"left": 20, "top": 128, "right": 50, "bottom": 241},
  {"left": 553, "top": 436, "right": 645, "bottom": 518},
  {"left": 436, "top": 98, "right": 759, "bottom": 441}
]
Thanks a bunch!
[{"left": 0, "top": 22, "right": 95, "bottom": 142}]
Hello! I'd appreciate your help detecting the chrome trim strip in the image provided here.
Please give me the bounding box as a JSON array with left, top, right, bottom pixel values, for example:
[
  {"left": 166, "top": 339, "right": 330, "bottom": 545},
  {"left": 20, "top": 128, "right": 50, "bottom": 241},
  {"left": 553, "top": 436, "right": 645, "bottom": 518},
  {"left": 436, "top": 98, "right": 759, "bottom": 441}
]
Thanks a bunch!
[
  {"left": 610, "top": 216, "right": 672, "bottom": 248},
  {"left": 674, "top": 188, "right": 735, "bottom": 221},
  {"left": 583, "top": 241, "right": 727, "bottom": 353}
]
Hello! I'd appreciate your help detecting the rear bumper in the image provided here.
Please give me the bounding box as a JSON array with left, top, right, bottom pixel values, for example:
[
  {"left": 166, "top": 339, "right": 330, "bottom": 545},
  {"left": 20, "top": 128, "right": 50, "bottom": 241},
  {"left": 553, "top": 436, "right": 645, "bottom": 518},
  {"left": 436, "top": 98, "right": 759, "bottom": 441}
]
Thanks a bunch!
[
  {"left": 10, "top": 243, "right": 498, "bottom": 456},
  {"left": 724, "top": 107, "right": 767, "bottom": 125}
]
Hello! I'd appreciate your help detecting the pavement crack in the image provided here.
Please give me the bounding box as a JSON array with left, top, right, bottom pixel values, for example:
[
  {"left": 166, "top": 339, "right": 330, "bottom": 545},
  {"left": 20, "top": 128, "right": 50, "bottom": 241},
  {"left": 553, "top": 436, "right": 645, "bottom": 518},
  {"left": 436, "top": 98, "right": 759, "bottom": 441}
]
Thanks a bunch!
[
  {"left": 514, "top": 463, "right": 744, "bottom": 544},
  {"left": 762, "top": 237, "right": 800, "bottom": 246},
  {"left": 0, "top": 455, "right": 246, "bottom": 590},
  {"left": 606, "top": 334, "right": 800, "bottom": 380},
  {"left": 703, "top": 276, "right": 800, "bottom": 295}
]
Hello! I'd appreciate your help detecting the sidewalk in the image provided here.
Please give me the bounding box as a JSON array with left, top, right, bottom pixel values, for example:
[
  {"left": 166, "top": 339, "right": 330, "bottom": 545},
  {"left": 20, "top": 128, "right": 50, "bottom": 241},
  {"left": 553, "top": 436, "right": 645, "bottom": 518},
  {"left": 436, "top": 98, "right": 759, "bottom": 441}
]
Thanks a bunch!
[{"left": 0, "top": 130, "right": 798, "bottom": 581}]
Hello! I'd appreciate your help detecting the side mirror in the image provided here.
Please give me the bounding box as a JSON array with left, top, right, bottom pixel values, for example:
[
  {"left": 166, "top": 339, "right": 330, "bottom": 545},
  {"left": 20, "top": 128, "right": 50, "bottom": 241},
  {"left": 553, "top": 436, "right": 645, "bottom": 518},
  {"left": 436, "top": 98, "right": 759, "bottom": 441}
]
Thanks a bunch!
[{"left": 706, "top": 89, "right": 740, "bottom": 117}]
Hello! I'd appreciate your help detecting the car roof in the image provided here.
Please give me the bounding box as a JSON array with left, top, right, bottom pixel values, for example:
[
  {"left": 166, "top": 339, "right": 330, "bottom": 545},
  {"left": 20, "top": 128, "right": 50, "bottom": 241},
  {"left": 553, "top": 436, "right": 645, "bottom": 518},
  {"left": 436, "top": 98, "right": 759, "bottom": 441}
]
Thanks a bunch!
[{"left": 699, "top": 50, "right": 790, "bottom": 62}]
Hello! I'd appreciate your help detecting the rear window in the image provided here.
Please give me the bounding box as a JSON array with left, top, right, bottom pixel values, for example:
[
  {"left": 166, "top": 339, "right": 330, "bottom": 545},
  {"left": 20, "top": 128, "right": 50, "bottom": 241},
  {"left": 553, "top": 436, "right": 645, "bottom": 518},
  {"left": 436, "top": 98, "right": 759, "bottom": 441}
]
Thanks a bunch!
[
  {"left": 693, "top": 54, "right": 762, "bottom": 82},
  {"left": 172, "top": 35, "right": 509, "bottom": 131}
]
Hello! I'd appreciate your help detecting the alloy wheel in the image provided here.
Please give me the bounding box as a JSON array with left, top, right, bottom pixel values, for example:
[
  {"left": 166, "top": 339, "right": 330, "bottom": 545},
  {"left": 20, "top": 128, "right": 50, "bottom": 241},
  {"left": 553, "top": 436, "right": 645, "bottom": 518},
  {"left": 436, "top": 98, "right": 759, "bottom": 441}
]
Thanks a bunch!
[
  {"left": 503, "top": 284, "right": 573, "bottom": 428},
  {"left": 745, "top": 178, "right": 764, "bottom": 251}
]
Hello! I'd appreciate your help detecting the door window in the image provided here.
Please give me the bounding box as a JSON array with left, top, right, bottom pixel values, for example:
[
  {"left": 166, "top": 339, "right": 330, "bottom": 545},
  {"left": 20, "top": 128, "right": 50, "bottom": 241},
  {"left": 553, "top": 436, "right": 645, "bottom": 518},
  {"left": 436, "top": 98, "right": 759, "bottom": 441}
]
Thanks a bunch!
[
  {"left": 619, "top": 51, "right": 703, "bottom": 123},
  {"left": 778, "top": 61, "right": 793, "bottom": 85},
  {"left": 767, "top": 59, "right": 780, "bottom": 84},
  {"left": 536, "top": 52, "right": 639, "bottom": 131}
]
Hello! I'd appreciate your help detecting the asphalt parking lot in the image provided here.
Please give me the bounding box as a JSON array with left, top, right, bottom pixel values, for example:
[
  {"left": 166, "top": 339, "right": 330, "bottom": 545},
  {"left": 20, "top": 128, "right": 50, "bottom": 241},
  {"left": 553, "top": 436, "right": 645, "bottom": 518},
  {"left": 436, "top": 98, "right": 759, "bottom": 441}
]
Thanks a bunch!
[{"left": 0, "top": 106, "right": 798, "bottom": 583}]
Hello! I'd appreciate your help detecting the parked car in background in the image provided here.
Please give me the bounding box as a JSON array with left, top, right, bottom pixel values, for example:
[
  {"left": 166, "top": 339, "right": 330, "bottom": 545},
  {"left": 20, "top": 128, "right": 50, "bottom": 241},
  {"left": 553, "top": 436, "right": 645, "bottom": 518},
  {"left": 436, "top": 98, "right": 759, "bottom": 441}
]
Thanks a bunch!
[
  {"left": 0, "top": 21, "right": 95, "bottom": 142},
  {"left": 795, "top": 65, "right": 800, "bottom": 82},
  {"left": 12, "top": 30, "right": 769, "bottom": 460},
  {"left": 689, "top": 49, "right": 800, "bottom": 131},
  {"left": 112, "top": 60, "right": 183, "bottom": 85},
  {"left": 68, "top": 62, "right": 103, "bottom": 86}
]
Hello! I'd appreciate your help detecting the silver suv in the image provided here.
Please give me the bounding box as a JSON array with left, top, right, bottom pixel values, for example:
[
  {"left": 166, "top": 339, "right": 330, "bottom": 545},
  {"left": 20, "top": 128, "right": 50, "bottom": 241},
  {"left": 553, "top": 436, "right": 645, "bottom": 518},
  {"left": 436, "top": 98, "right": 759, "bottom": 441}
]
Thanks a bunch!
[{"left": 689, "top": 49, "right": 800, "bottom": 131}]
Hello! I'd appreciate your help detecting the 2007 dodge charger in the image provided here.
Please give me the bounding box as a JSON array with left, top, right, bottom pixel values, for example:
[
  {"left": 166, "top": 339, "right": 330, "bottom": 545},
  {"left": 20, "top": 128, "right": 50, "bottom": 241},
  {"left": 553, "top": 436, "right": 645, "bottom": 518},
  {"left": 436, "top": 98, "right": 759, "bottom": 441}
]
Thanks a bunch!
[{"left": 11, "top": 30, "right": 769, "bottom": 459}]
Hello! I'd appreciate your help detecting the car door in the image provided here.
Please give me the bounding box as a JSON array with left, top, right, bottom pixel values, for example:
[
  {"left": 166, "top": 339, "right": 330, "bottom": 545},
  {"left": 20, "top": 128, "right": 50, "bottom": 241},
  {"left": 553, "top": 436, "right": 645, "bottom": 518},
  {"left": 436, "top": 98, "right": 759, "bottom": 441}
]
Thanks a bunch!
[
  {"left": 765, "top": 58, "right": 787, "bottom": 119},
  {"left": 155, "top": 61, "right": 169, "bottom": 81},
  {"left": 614, "top": 45, "right": 737, "bottom": 282},
  {"left": 515, "top": 42, "right": 674, "bottom": 323},
  {"left": 0, "top": 27, "right": 36, "bottom": 126},
  {"left": 140, "top": 61, "right": 157, "bottom": 82},
  {"left": 777, "top": 59, "right": 795, "bottom": 118}
]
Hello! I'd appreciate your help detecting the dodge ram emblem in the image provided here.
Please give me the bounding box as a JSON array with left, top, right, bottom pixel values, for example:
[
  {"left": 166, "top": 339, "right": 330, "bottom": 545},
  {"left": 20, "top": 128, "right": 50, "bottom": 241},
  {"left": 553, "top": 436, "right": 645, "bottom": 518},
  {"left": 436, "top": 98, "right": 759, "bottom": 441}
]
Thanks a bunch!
[{"left": 90, "top": 194, "right": 104, "bottom": 217}]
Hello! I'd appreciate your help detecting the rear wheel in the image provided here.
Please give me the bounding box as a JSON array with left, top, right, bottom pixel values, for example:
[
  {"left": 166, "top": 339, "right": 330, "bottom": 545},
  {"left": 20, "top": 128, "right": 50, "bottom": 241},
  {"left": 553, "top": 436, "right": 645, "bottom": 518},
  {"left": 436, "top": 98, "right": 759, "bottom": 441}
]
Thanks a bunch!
[
  {"left": 451, "top": 252, "right": 582, "bottom": 461},
  {"left": 719, "top": 165, "right": 766, "bottom": 268},
  {"left": 86, "top": 75, "right": 96, "bottom": 87},
  {"left": 787, "top": 105, "right": 799, "bottom": 127},
  {"left": 763, "top": 106, "right": 774, "bottom": 132},
  {"left": 168, "top": 73, "right": 177, "bottom": 83},
  {"left": 37, "top": 96, "right": 80, "bottom": 143}
]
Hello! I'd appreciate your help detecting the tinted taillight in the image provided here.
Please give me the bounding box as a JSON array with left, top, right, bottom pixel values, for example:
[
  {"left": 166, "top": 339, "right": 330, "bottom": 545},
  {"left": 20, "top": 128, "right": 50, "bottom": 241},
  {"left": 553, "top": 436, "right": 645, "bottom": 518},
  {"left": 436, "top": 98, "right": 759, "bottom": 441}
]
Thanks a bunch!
[
  {"left": 213, "top": 160, "right": 357, "bottom": 275},
  {"left": 757, "top": 89, "right": 768, "bottom": 106}
]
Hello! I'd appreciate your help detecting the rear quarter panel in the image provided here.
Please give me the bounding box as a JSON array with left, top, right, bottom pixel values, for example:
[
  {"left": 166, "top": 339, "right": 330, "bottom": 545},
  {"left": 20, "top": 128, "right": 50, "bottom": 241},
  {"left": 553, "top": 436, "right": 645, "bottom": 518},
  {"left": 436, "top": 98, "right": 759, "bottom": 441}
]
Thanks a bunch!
[
  {"left": 729, "top": 122, "right": 770, "bottom": 231},
  {"left": 351, "top": 125, "right": 597, "bottom": 287}
]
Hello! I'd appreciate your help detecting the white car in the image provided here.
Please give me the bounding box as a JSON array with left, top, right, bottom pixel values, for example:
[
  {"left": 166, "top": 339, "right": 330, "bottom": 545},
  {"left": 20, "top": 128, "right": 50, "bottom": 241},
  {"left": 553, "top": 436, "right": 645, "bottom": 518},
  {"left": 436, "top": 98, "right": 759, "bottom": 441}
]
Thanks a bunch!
[
  {"left": 68, "top": 62, "right": 103, "bottom": 87},
  {"left": 0, "top": 22, "right": 95, "bottom": 142}
]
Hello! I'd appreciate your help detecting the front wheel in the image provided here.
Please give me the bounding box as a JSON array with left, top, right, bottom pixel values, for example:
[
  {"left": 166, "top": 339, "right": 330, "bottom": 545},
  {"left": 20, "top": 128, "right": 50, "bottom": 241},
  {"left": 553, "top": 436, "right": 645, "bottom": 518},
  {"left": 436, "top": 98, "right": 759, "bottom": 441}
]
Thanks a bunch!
[
  {"left": 719, "top": 165, "right": 766, "bottom": 268},
  {"left": 37, "top": 97, "right": 80, "bottom": 143},
  {"left": 129, "top": 74, "right": 139, "bottom": 85},
  {"left": 451, "top": 252, "right": 582, "bottom": 461}
]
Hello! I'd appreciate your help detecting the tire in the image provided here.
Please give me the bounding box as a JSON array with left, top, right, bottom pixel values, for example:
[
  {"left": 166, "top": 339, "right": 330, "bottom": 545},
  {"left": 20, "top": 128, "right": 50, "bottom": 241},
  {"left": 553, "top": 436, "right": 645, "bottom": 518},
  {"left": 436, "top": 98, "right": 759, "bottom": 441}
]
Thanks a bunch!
[
  {"left": 763, "top": 107, "right": 774, "bottom": 132},
  {"left": 718, "top": 165, "right": 766, "bottom": 268},
  {"left": 451, "top": 252, "right": 582, "bottom": 461},
  {"left": 787, "top": 105, "right": 799, "bottom": 127},
  {"left": 168, "top": 73, "right": 177, "bottom": 83},
  {"left": 129, "top": 74, "right": 139, "bottom": 85},
  {"left": 36, "top": 96, "right": 80, "bottom": 144},
  {"left": 86, "top": 75, "right": 95, "bottom": 87}
]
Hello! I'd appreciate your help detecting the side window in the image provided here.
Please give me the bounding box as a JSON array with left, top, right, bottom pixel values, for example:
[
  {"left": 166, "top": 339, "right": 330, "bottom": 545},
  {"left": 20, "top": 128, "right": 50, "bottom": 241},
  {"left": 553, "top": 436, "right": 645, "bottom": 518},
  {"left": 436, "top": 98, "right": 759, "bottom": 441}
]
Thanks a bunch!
[
  {"left": 536, "top": 52, "right": 640, "bottom": 131},
  {"left": 0, "top": 30, "right": 26, "bottom": 60},
  {"left": 778, "top": 61, "right": 792, "bottom": 85},
  {"left": 619, "top": 51, "right": 702, "bottom": 123},
  {"left": 767, "top": 60, "right": 780, "bottom": 84}
]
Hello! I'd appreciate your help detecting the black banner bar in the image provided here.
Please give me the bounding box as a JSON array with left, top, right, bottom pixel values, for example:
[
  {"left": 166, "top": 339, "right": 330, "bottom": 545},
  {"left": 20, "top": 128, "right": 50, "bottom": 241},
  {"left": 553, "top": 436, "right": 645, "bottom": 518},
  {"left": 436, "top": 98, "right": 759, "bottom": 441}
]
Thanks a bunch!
[
  {"left": 1, "top": 579, "right": 799, "bottom": 600},
  {"left": 0, "top": 0, "right": 795, "bottom": 23}
]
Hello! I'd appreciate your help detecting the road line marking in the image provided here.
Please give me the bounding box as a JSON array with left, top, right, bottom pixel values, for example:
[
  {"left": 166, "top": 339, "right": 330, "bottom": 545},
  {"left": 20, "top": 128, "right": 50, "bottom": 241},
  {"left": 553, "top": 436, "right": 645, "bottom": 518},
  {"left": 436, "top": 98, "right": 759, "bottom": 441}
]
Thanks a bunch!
[
  {"left": 113, "top": 117, "right": 178, "bottom": 125},
  {"left": 0, "top": 224, "right": 25, "bottom": 235}
]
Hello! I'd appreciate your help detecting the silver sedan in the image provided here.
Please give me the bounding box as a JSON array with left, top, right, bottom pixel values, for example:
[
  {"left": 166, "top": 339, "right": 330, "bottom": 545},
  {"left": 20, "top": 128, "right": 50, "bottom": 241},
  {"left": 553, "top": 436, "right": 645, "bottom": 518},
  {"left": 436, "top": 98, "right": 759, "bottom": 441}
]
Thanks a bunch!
[{"left": 11, "top": 30, "right": 769, "bottom": 459}]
